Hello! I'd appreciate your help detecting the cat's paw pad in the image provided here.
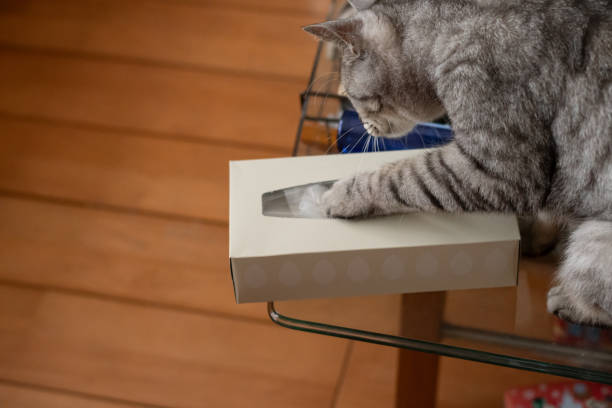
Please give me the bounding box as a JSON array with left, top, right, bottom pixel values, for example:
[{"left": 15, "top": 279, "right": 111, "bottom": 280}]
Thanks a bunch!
[
  {"left": 321, "top": 177, "right": 371, "bottom": 219},
  {"left": 547, "top": 285, "right": 612, "bottom": 328}
]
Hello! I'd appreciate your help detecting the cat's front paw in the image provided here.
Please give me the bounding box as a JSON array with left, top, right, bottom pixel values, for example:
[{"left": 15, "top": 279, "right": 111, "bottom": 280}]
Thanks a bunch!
[
  {"left": 547, "top": 285, "right": 612, "bottom": 328},
  {"left": 321, "top": 176, "right": 373, "bottom": 218}
]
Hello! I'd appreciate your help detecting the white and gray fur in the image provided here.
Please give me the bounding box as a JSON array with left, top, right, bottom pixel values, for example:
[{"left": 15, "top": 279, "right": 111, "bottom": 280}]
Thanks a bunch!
[{"left": 305, "top": 0, "right": 612, "bottom": 326}]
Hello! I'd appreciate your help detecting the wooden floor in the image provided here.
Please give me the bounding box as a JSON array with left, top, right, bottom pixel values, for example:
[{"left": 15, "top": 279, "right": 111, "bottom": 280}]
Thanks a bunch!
[{"left": 0, "top": 1, "right": 563, "bottom": 407}]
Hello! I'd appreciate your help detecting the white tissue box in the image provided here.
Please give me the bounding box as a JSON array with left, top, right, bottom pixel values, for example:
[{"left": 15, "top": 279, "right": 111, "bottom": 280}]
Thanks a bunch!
[{"left": 229, "top": 150, "right": 520, "bottom": 303}]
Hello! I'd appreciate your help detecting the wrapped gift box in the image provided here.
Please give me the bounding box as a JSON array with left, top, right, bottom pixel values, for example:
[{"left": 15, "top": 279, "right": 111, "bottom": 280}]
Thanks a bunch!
[{"left": 504, "top": 381, "right": 612, "bottom": 407}]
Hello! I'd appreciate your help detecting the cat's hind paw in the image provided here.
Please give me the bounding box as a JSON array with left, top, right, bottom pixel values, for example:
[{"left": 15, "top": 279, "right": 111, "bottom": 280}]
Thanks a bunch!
[{"left": 547, "top": 285, "right": 612, "bottom": 328}]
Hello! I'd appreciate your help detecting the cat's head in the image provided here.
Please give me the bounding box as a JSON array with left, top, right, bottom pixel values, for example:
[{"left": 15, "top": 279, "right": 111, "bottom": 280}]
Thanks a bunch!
[{"left": 304, "top": 3, "right": 445, "bottom": 138}]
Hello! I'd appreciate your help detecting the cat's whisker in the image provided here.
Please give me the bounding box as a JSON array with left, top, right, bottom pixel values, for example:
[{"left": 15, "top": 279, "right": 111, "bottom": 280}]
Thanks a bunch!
[
  {"left": 383, "top": 119, "right": 394, "bottom": 150},
  {"left": 313, "top": 75, "right": 340, "bottom": 95},
  {"left": 315, "top": 78, "right": 342, "bottom": 118},
  {"left": 326, "top": 125, "right": 362, "bottom": 153},
  {"left": 303, "top": 72, "right": 339, "bottom": 98},
  {"left": 363, "top": 135, "right": 372, "bottom": 154},
  {"left": 385, "top": 118, "right": 393, "bottom": 134},
  {"left": 349, "top": 130, "right": 368, "bottom": 154},
  {"left": 413, "top": 126, "right": 426, "bottom": 149},
  {"left": 355, "top": 130, "right": 370, "bottom": 173},
  {"left": 303, "top": 71, "right": 340, "bottom": 119},
  {"left": 355, "top": 132, "right": 371, "bottom": 173}
]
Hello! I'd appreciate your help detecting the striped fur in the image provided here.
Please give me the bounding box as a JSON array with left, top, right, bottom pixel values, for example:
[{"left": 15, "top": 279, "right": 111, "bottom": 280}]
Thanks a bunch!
[{"left": 307, "top": 0, "right": 612, "bottom": 326}]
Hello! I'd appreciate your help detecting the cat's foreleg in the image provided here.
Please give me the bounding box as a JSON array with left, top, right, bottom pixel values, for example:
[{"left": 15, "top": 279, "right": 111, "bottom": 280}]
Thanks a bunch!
[
  {"left": 547, "top": 219, "right": 612, "bottom": 327},
  {"left": 321, "top": 143, "right": 541, "bottom": 217}
]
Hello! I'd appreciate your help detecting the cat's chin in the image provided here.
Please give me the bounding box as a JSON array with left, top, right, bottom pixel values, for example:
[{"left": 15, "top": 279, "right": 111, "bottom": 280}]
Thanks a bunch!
[
  {"left": 380, "top": 129, "right": 415, "bottom": 139},
  {"left": 379, "top": 122, "right": 419, "bottom": 139},
  {"left": 387, "top": 118, "right": 421, "bottom": 139}
]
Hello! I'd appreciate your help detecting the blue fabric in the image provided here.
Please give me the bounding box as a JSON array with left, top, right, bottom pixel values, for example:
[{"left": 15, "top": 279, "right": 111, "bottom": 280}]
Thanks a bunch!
[{"left": 337, "top": 110, "right": 453, "bottom": 153}]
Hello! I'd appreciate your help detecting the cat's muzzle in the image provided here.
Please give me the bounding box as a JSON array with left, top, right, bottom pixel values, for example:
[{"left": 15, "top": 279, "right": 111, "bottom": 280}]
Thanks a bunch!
[{"left": 362, "top": 119, "right": 386, "bottom": 137}]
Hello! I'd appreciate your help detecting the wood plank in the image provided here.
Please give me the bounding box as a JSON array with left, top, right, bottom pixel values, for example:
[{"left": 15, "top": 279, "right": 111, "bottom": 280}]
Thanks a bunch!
[
  {"left": 0, "top": 117, "right": 276, "bottom": 222},
  {"left": 0, "top": 197, "right": 405, "bottom": 323},
  {"left": 0, "top": 50, "right": 302, "bottom": 151},
  {"left": 514, "top": 256, "right": 557, "bottom": 340},
  {"left": 0, "top": 196, "right": 403, "bottom": 324},
  {"left": 202, "top": 0, "right": 330, "bottom": 16},
  {"left": 0, "top": 285, "right": 348, "bottom": 408},
  {"left": 0, "top": 0, "right": 322, "bottom": 79},
  {"left": 395, "top": 293, "right": 445, "bottom": 408},
  {"left": 0, "top": 382, "right": 140, "bottom": 408},
  {"left": 335, "top": 342, "right": 397, "bottom": 408},
  {"left": 0, "top": 196, "right": 264, "bottom": 320}
]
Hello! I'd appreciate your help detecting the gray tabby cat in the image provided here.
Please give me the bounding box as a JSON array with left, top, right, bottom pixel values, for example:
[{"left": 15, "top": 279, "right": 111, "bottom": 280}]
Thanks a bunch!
[{"left": 305, "top": 0, "right": 612, "bottom": 326}]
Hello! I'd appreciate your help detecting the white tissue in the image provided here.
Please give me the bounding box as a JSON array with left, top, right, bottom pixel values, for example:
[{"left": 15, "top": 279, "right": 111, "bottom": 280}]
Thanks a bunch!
[
  {"left": 290, "top": 184, "right": 329, "bottom": 219},
  {"left": 262, "top": 181, "right": 333, "bottom": 219}
]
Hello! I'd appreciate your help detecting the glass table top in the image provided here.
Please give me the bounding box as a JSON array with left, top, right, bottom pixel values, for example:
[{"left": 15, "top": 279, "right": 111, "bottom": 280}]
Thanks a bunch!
[
  {"left": 271, "top": 254, "right": 612, "bottom": 383},
  {"left": 269, "top": 0, "right": 612, "bottom": 384}
]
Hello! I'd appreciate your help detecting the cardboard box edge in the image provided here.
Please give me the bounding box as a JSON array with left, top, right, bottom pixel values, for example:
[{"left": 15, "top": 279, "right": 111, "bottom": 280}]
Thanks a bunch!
[{"left": 230, "top": 258, "right": 240, "bottom": 304}]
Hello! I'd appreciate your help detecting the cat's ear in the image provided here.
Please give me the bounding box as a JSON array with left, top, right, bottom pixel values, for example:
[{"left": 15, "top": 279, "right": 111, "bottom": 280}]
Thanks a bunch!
[
  {"left": 347, "top": 0, "right": 377, "bottom": 10},
  {"left": 303, "top": 19, "right": 363, "bottom": 54}
]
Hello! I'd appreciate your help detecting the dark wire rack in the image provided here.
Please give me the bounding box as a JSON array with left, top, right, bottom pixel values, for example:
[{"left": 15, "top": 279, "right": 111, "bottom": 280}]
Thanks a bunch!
[{"left": 291, "top": 0, "right": 348, "bottom": 156}]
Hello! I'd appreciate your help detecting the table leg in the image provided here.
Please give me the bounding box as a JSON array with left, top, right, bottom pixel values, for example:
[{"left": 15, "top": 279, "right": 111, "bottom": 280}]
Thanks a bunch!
[{"left": 395, "top": 292, "right": 446, "bottom": 408}]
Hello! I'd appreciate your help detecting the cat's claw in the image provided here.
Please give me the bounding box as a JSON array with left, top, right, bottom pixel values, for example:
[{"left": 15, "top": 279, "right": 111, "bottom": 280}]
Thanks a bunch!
[{"left": 321, "top": 176, "right": 372, "bottom": 219}]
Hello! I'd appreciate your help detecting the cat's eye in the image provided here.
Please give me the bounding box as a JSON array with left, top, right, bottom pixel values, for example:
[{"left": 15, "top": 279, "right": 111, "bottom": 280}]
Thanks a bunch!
[{"left": 348, "top": 94, "right": 381, "bottom": 114}]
